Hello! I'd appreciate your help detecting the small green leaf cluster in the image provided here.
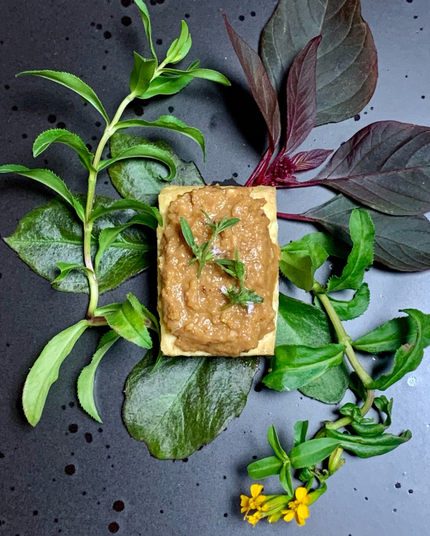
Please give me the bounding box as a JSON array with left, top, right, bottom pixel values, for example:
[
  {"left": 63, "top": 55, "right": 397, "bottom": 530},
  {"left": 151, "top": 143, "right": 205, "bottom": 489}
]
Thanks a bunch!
[{"left": 2, "top": 1, "right": 231, "bottom": 427}]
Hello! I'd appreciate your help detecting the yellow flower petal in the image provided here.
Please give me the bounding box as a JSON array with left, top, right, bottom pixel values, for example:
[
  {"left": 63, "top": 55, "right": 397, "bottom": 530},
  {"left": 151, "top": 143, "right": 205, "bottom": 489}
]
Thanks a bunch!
[
  {"left": 240, "top": 495, "right": 250, "bottom": 508},
  {"left": 241, "top": 506, "right": 249, "bottom": 514},
  {"left": 297, "top": 503, "right": 310, "bottom": 520},
  {"left": 283, "top": 510, "right": 295, "bottom": 522},
  {"left": 302, "top": 494, "right": 312, "bottom": 505},
  {"left": 296, "top": 514, "right": 306, "bottom": 526},
  {"left": 248, "top": 512, "right": 262, "bottom": 526},
  {"left": 295, "top": 487, "right": 308, "bottom": 502},
  {"left": 253, "top": 495, "right": 266, "bottom": 507},
  {"left": 250, "top": 484, "right": 264, "bottom": 498}
]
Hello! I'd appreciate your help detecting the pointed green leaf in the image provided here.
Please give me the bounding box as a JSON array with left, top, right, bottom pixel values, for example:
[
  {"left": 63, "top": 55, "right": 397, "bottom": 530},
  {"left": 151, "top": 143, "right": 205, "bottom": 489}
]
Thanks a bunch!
[
  {"left": 17, "top": 70, "right": 109, "bottom": 123},
  {"left": 369, "top": 309, "right": 428, "bottom": 390},
  {"left": 133, "top": 0, "right": 157, "bottom": 61},
  {"left": 264, "top": 344, "right": 345, "bottom": 391},
  {"left": 98, "top": 143, "right": 176, "bottom": 181},
  {"left": 327, "top": 209, "right": 374, "bottom": 292},
  {"left": 165, "top": 21, "right": 191, "bottom": 64},
  {"left": 77, "top": 331, "right": 120, "bottom": 423},
  {"left": 90, "top": 198, "right": 161, "bottom": 225},
  {"left": 279, "top": 462, "right": 294, "bottom": 496},
  {"left": 104, "top": 293, "right": 153, "bottom": 348},
  {"left": 140, "top": 73, "right": 194, "bottom": 99},
  {"left": 290, "top": 438, "right": 340, "bottom": 469},
  {"left": 129, "top": 53, "right": 157, "bottom": 96},
  {"left": 328, "top": 283, "right": 370, "bottom": 321},
  {"left": 115, "top": 115, "right": 205, "bottom": 159},
  {"left": 294, "top": 421, "right": 309, "bottom": 448},
  {"left": 22, "top": 320, "right": 89, "bottom": 426},
  {"left": 267, "top": 425, "right": 288, "bottom": 461},
  {"left": 33, "top": 129, "right": 94, "bottom": 170},
  {"left": 52, "top": 262, "right": 91, "bottom": 284},
  {"left": 247, "top": 456, "right": 284, "bottom": 479},
  {"left": 163, "top": 67, "right": 231, "bottom": 86},
  {"left": 0, "top": 165, "right": 85, "bottom": 221},
  {"left": 279, "top": 250, "right": 314, "bottom": 291},
  {"left": 325, "top": 429, "right": 412, "bottom": 458}
]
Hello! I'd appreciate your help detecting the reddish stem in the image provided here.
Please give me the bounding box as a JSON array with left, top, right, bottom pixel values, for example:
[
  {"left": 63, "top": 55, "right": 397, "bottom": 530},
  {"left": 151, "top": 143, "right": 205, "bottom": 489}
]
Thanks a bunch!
[
  {"left": 277, "top": 212, "right": 316, "bottom": 222},
  {"left": 245, "top": 147, "right": 273, "bottom": 187},
  {"left": 275, "top": 178, "right": 323, "bottom": 188}
]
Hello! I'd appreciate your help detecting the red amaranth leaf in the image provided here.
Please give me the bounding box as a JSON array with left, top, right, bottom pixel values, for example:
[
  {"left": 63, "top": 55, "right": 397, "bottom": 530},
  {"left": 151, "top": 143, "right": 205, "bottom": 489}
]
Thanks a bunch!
[
  {"left": 223, "top": 13, "right": 281, "bottom": 152},
  {"left": 291, "top": 149, "right": 333, "bottom": 171},
  {"left": 283, "top": 36, "right": 321, "bottom": 156}
]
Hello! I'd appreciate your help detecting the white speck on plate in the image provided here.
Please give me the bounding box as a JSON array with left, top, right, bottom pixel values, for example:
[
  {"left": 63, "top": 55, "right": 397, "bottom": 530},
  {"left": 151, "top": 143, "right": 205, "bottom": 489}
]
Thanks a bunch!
[
  {"left": 407, "top": 376, "right": 417, "bottom": 387},
  {"left": 247, "top": 302, "right": 254, "bottom": 314}
]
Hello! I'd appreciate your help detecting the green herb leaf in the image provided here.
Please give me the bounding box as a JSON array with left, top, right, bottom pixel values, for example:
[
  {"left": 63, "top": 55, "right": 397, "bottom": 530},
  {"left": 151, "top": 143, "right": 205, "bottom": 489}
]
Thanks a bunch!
[
  {"left": 0, "top": 165, "right": 85, "bottom": 221},
  {"left": 33, "top": 129, "right": 94, "bottom": 170},
  {"left": 139, "top": 73, "right": 194, "bottom": 99},
  {"left": 123, "top": 351, "right": 258, "bottom": 459},
  {"left": 368, "top": 309, "right": 428, "bottom": 390},
  {"left": 180, "top": 217, "right": 200, "bottom": 256},
  {"left": 95, "top": 214, "right": 157, "bottom": 272},
  {"left": 162, "top": 67, "right": 231, "bottom": 86},
  {"left": 133, "top": 0, "right": 157, "bottom": 61},
  {"left": 247, "top": 456, "right": 284, "bottom": 479},
  {"left": 129, "top": 53, "right": 157, "bottom": 97},
  {"left": 17, "top": 70, "right": 109, "bottom": 123},
  {"left": 90, "top": 198, "right": 161, "bottom": 225},
  {"left": 52, "top": 262, "right": 91, "bottom": 284},
  {"left": 346, "top": 396, "right": 393, "bottom": 438},
  {"left": 165, "top": 21, "right": 192, "bottom": 64},
  {"left": 328, "top": 283, "right": 370, "bottom": 321},
  {"left": 279, "top": 250, "right": 314, "bottom": 291},
  {"left": 290, "top": 438, "right": 340, "bottom": 469},
  {"left": 108, "top": 133, "right": 204, "bottom": 206},
  {"left": 115, "top": 115, "right": 206, "bottom": 159},
  {"left": 267, "top": 425, "right": 288, "bottom": 461},
  {"left": 77, "top": 331, "right": 120, "bottom": 423},
  {"left": 98, "top": 143, "right": 176, "bottom": 180},
  {"left": 259, "top": 0, "right": 378, "bottom": 125},
  {"left": 4, "top": 196, "right": 154, "bottom": 294},
  {"left": 305, "top": 194, "right": 430, "bottom": 272},
  {"left": 279, "top": 462, "right": 294, "bottom": 496},
  {"left": 264, "top": 344, "right": 345, "bottom": 391},
  {"left": 276, "top": 294, "right": 349, "bottom": 404},
  {"left": 294, "top": 421, "right": 309, "bottom": 447},
  {"left": 325, "top": 429, "right": 412, "bottom": 458},
  {"left": 104, "top": 293, "right": 153, "bottom": 348},
  {"left": 22, "top": 319, "right": 89, "bottom": 426},
  {"left": 282, "top": 232, "right": 348, "bottom": 271},
  {"left": 327, "top": 209, "right": 374, "bottom": 292},
  {"left": 353, "top": 314, "right": 430, "bottom": 354}
]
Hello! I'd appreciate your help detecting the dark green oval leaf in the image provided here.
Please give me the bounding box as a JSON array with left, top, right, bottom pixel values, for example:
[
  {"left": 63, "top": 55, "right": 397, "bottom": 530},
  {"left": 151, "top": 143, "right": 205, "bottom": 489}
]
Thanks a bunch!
[
  {"left": 325, "top": 429, "right": 412, "bottom": 458},
  {"left": 299, "top": 362, "right": 350, "bottom": 405},
  {"left": 0, "top": 165, "right": 85, "bottom": 221},
  {"left": 290, "top": 438, "right": 340, "bottom": 469},
  {"left": 33, "top": 129, "right": 94, "bottom": 170},
  {"left": 17, "top": 70, "right": 109, "bottom": 123},
  {"left": 260, "top": 0, "right": 378, "bottom": 125},
  {"left": 316, "top": 121, "right": 430, "bottom": 216},
  {"left": 247, "top": 456, "right": 284, "bottom": 479},
  {"left": 123, "top": 351, "right": 258, "bottom": 459},
  {"left": 4, "top": 196, "right": 154, "bottom": 294},
  {"left": 329, "top": 283, "right": 370, "bottom": 321},
  {"left": 77, "top": 331, "right": 120, "bottom": 423},
  {"left": 108, "top": 133, "right": 205, "bottom": 206},
  {"left": 22, "top": 320, "right": 89, "bottom": 426},
  {"left": 305, "top": 194, "right": 430, "bottom": 272}
]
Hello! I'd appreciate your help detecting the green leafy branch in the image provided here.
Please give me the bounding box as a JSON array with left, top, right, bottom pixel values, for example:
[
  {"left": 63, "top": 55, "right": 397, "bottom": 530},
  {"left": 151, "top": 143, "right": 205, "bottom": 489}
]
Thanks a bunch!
[
  {"left": 2, "top": 1, "right": 230, "bottom": 426},
  {"left": 241, "top": 208, "right": 430, "bottom": 527}
]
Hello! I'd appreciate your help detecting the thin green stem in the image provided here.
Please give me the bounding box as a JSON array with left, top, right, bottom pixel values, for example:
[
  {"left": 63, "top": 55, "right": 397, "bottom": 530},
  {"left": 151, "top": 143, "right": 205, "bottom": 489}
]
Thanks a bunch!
[
  {"left": 314, "top": 286, "right": 373, "bottom": 387},
  {"left": 83, "top": 92, "right": 136, "bottom": 318}
]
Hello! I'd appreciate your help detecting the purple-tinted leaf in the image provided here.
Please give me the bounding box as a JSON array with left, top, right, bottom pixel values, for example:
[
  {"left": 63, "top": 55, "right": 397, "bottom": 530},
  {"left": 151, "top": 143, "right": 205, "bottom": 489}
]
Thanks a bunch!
[
  {"left": 305, "top": 195, "right": 430, "bottom": 272},
  {"left": 283, "top": 36, "right": 321, "bottom": 156},
  {"left": 316, "top": 121, "right": 430, "bottom": 216},
  {"left": 262, "top": 156, "right": 297, "bottom": 187},
  {"left": 291, "top": 149, "right": 333, "bottom": 171},
  {"left": 260, "top": 0, "right": 378, "bottom": 126},
  {"left": 223, "top": 13, "right": 281, "bottom": 151}
]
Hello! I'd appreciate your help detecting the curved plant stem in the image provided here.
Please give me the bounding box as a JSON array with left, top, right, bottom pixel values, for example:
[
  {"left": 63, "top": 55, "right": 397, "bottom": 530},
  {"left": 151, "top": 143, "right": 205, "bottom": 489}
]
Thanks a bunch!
[
  {"left": 315, "top": 289, "right": 373, "bottom": 387},
  {"left": 83, "top": 92, "right": 136, "bottom": 318}
]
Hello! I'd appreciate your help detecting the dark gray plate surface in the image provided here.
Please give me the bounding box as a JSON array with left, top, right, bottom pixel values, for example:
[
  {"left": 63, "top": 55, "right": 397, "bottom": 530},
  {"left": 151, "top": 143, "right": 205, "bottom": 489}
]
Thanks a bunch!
[{"left": 1, "top": 1, "right": 430, "bottom": 535}]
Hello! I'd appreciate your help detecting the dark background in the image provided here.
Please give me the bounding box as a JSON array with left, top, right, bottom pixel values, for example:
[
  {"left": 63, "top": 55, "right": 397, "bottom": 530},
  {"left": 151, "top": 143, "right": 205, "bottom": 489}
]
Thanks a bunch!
[{"left": 1, "top": 1, "right": 430, "bottom": 535}]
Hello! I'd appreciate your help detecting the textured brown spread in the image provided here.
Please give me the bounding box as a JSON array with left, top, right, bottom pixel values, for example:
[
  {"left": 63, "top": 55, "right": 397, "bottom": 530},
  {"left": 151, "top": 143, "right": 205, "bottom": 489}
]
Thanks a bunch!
[{"left": 159, "top": 185, "right": 279, "bottom": 356}]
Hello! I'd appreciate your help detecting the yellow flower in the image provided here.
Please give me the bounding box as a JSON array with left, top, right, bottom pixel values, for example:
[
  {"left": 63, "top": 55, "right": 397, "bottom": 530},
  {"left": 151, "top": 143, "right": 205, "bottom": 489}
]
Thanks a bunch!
[
  {"left": 240, "top": 484, "right": 266, "bottom": 519},
  {"left": 247, "top": 511, "right": 262, "bottom": 527},
  {"left": 281, "top": 487, "right": 311, "bottom": 526}
]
